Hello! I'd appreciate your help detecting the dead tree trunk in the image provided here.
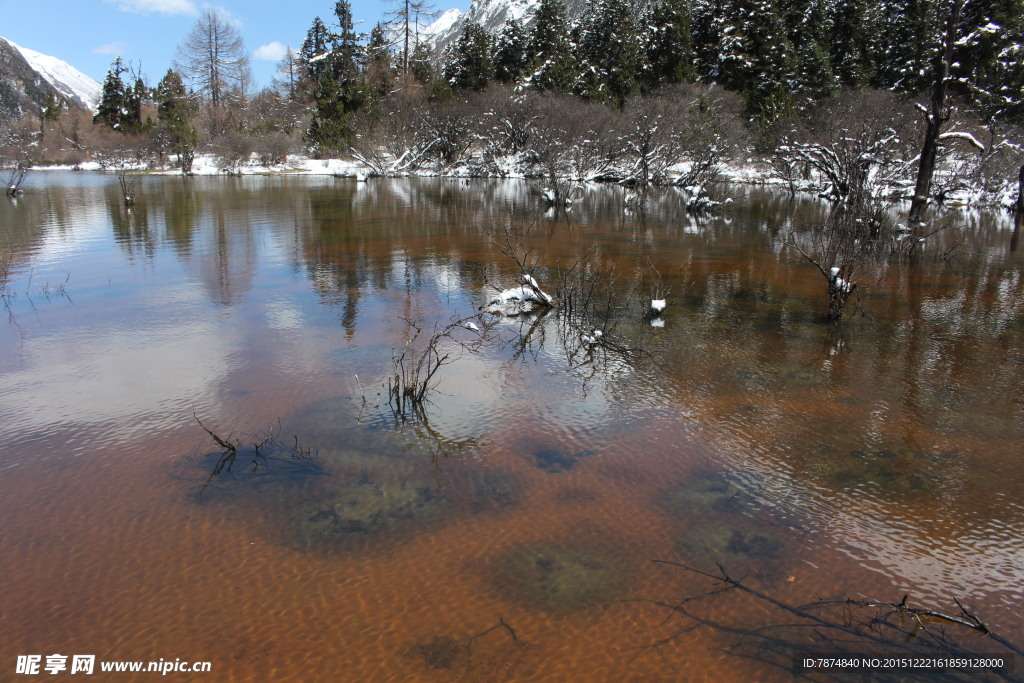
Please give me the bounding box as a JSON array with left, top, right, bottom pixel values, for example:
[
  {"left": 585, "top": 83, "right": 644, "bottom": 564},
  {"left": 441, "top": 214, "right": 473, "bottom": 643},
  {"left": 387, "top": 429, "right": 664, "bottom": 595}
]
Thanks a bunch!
[
  {"left": 1016, "top": 163, "right": 1024, "bottom": 214},
  {"left": 1012, "top": 212, "right": 1021, "bottom": 253},
  {"left": 907, "top": 0, "right": 962, "bottom": 229}
]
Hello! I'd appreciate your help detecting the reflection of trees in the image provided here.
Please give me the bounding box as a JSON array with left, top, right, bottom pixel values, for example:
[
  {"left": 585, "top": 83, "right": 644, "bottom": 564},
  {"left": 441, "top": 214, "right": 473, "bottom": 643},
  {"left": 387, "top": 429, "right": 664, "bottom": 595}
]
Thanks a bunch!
[
  {"left": 147, "top": 177, "right": 263, "bottom": 307},
  {"left": 193, "top": 184, "right": 259, "bottom": 306},
  {"left": 618, "top": 196, "right": 1024, "bottom": 603},
  {"left": 1, "top": 183, "right": 100, "bottom": 309},
  {"left": 106, "top": 183, "right": 155, "bottom": 259},
  {"left": 160, "top": 178, "right": 200, "bottom": 255}
]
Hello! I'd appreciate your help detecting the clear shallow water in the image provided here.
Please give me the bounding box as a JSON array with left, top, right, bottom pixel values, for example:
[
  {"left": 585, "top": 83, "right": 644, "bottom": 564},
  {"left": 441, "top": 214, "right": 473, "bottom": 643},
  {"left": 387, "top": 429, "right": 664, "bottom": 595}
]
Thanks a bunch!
[{"left": 1, "top": 172, "right": 1022, "bottom": 680}]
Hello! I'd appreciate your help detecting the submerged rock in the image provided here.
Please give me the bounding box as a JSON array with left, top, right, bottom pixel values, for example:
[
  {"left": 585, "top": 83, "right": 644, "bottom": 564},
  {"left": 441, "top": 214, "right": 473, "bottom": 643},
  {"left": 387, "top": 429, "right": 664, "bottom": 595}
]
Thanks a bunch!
[
  {"left": 467, "top": 469, "right": 524, "bottom": 512},
  {"left": 532, "top": 448, "right": 594, "bottom": 473},
  {"left": 294, "top": 474, "right": 446, "bottom": 542},
  {"left": 493, "top": 546, "right": 626, "bottom": 610},
  {"left": 411, "top": 635, "right": 461, "bottom": 670},
  {"left": 676, "top": 520, "right": 784, "bottom": 572},
  {"left": 662, "top": 471, "right": 755, "bottom": 517},
  {"left": 827, "top": 447, "right": 946, "bottom": 496}
]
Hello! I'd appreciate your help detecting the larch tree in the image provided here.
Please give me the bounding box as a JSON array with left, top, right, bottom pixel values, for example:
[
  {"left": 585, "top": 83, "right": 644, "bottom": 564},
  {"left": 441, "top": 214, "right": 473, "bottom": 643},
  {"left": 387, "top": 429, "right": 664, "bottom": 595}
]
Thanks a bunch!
[{"left": 175, "top": 7, "right": 251, "bottom": 132}]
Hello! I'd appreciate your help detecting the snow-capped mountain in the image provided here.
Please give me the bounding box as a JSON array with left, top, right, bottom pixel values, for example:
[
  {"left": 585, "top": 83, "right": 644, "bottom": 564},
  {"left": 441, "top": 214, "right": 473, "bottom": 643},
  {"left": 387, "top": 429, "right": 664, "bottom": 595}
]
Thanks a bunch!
[
  {"left": 423, "top": 0, "right": 539, "bottom": 55},
  {"left": 7, "top": 39, "right": 100, "bottom": 110},
  {"left": 0, "top": 37, "right": 100, "bottom": 119},
  {"left": 422, "top": 0, "right": 608, "bottom": 56}
]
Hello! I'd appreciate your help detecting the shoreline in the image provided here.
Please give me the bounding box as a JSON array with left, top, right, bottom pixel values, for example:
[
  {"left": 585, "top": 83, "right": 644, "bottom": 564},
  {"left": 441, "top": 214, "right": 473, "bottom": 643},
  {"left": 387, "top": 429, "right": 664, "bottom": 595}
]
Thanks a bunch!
[{"left": 20, "top": 153, "right": 1021, "bottom": 211}]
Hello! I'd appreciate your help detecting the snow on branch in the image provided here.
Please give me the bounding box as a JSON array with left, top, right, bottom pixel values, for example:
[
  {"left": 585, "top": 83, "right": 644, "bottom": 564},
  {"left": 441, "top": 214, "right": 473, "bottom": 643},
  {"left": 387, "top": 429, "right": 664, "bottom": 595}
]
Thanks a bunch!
[{"left": 938, "top": 131, "right": 986, "bottom": 152}]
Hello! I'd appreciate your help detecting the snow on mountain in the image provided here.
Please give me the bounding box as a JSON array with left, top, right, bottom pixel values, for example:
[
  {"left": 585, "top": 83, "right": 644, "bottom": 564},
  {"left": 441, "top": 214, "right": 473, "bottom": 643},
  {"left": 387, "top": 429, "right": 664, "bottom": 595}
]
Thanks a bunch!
[
  {"left": 422, "top": 0, "right": 597, "bottom": 57},
  {"left": 424, "top": 0, "right": 539, "bottom": 55},
  {"left": 6, "top": 39, "right": 101, "bottom": 111},
  {"left": 422, "top": 8, "right": 464, "bottom": 38}
]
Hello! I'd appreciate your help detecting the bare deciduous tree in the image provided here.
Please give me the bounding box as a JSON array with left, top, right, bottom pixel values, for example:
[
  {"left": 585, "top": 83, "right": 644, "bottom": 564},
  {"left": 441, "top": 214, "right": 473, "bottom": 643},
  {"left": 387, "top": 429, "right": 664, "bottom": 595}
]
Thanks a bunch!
[{"left": 175, "top": 9, "right": 252, "bottom": 133}]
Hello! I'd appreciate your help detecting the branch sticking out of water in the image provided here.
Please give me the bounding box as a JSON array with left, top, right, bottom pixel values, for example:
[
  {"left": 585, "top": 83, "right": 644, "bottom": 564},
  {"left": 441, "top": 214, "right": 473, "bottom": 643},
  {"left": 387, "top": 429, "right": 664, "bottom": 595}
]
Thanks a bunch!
[
  {"left": 191, "top": 412, "right": 323, "bottom": 495},
  {"left": 386, "top": 312, "right": 493, "bottom": 421}
]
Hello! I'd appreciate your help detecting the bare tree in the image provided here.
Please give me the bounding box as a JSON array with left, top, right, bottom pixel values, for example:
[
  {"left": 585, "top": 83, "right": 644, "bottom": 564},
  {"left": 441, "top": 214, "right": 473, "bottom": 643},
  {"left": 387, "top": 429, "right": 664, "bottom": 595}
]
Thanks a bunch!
[
  {"left": 271, "top": 47, "right": 301, "bottom": 101},
  {"left": 175, "top": 9, "right": 252, "bottom": 133}
]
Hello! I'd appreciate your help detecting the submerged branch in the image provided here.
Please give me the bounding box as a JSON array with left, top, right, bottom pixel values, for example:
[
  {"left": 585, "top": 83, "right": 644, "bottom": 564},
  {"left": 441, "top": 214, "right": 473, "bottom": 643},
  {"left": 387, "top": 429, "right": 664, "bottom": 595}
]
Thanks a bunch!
[{"left": 631, "top": 560, "right": 1021, "bottom": 680}]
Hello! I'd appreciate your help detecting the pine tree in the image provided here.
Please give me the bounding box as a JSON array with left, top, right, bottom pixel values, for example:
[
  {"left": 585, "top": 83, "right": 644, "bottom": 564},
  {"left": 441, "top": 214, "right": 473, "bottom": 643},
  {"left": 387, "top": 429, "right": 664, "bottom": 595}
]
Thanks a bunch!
[
  {"left": 366, "top": 23, "right": 394, "bottom": 98},
  {"left": 125, "top": 76, "right": 148, "bottom": 132},
  {"left": 641, "top": 0, "right": 696, "bottom": 90},
  {"left": 94, "top": 57, "right": 129, "bottom": 129},
  {"left": 872, "top": 0, "right": 939, "bottom": 93},
  {"left": 575, "top": 0, "right": 641, "bottom": 105},
  {"left": 739, "top": 0, "right": 797, "bottom": 120},
  {"left": 445, "top": 22, "right": 494, "bottom": 91},
  {"left": 411, "top": 42, "right": 438, "bottom": 87},
  {"left": 306, "top": 0, "right": 368, "bottom": 152},
  {"left": 525, "top": 0, "right": 577, "bottom": 92},
  {"left": 955, "top": 0, "right": 1024, "bottom": 122},
  {"left": 829, "top": 0, "right": 874, "bottom": 87},
  {"left": 691, "top": 0, "right": 733, "bottom": 81},
  {"left": 494, "top": 19, "right": 530, "bottom": 84},
  {"left": 300, "top": 17, "right": 333, "bottom": 81},
  {"left": 156, "top": 68, "right": 198, "bottom": 173},
  {"left": 780, "top": 0, "right": 836, "bottom": 107}
]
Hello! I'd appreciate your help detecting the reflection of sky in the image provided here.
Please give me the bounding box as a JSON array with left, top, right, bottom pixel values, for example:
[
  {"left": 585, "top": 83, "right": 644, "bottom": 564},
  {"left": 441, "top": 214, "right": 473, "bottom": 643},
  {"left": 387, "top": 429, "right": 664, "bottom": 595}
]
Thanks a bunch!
[
  {"left": 688, "top": 421, "right": 1024, "bottom": 614},
  {"left": 0, "top": 283, "right": 234, "bottom": 449}
]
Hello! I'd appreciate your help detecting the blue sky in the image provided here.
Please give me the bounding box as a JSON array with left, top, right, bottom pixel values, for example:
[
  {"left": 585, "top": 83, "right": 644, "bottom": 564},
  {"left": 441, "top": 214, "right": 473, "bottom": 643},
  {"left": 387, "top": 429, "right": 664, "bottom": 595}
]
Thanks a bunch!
[{"left": 3, "top": 0, "right": 468, "bottom": 90}]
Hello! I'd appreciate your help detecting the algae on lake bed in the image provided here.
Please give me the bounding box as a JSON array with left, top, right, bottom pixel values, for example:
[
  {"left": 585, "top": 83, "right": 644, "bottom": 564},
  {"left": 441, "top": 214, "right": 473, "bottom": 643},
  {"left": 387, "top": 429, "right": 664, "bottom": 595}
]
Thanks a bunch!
[
  {"left": 493, "top": 546, "right": 627, "bottom": 610},
  {"left": 293, "top": 474, "right": 446, "bottom": 543}
]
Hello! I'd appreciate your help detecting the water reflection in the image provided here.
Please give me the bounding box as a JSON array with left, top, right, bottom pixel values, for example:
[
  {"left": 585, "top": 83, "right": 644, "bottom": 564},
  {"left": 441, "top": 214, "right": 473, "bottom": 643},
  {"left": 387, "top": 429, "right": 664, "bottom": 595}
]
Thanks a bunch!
[{"left": 1, "top": 173, "right": 1022, "bottom": 677}]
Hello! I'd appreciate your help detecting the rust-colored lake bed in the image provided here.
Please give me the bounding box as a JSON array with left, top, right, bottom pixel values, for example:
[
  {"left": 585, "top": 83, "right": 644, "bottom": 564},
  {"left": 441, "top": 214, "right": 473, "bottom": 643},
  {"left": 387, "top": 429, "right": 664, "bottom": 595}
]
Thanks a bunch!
[{"left": 1, "top": 174, "right": 1022, "bottom": 681}]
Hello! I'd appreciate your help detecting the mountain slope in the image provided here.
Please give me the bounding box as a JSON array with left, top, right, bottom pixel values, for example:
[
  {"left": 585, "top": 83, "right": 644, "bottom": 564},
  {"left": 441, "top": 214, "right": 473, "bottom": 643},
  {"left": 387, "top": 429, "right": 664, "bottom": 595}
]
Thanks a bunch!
[
  {"left": 8, "top": 39, "right": 100, "bottom": 110},
  {"left": 0, "top": 37, "right": 100, "bottom": 120},
  {"left": 424, "top": 0, "right": 538, "bottom": 56},
  {"left": 423, "top": 0, "right": 607, "bottom": 56}
]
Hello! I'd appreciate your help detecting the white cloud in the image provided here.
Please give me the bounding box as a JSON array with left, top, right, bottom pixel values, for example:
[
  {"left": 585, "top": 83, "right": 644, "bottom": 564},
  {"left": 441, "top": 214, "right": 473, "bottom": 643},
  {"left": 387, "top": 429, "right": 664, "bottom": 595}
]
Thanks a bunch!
[
  {"left": 93, "top": 42, "right": 129, "bottom": 55},
  {"left": 253, "top": 41, "right": 288, "bottom": 62},
  {"left": 202, "top": 3, "right": 242, "bottom": 27},
  {"left": 103, "top": 0, "right": 198, "bottom": 15}
]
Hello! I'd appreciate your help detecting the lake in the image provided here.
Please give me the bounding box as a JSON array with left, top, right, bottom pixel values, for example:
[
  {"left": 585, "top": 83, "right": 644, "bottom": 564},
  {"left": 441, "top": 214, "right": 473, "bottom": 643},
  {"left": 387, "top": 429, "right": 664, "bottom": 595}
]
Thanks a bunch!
[{"left": 1, "top": 172, "right": 1022, "bottom": 680}]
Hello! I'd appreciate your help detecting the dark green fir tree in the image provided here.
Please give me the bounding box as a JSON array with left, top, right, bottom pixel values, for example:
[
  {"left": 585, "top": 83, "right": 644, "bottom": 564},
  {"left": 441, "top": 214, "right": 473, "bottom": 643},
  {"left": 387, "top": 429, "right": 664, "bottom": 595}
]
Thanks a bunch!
[
  {"left": 445, "top": 21, "right": 494, "bottom": 90},
  {"left": 494, "top": 19, "right": 530, "bottom": 84},
  {"left": 94, "top": 57, "right": 129, "bottom": 129},
  {"left": 526, "top": 0, "right": 577, "bottom": 92},
  {"left": 641, "top": 0, "right": 696, "bottom": 90},
  {"left": 575, "top": 0, "right": 641, "bottom": 105}
]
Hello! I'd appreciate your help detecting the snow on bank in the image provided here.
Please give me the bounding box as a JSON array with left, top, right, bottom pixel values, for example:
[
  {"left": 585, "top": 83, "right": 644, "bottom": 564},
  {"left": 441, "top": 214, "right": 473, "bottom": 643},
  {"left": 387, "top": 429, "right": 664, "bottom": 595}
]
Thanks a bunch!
[{"left": 29, "top": 151, "right": 1020, "bottom": 209}]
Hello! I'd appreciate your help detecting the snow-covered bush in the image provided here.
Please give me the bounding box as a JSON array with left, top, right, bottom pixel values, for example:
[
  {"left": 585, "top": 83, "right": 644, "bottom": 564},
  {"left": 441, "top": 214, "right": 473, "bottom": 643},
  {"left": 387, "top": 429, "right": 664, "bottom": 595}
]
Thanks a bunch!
[{"left": 773, "top": 89, "right": 921, "bottom": 202}]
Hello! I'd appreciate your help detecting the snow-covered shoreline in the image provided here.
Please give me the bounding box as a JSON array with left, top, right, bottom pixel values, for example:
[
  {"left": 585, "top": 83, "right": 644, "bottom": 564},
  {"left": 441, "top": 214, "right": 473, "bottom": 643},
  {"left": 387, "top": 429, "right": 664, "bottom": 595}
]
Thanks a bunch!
[{"left": 25, "top": 152, "right": 1021, "bottom": 211}]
